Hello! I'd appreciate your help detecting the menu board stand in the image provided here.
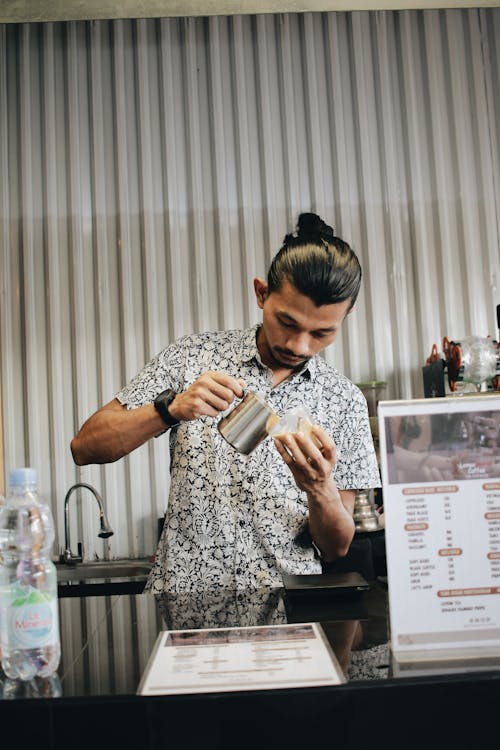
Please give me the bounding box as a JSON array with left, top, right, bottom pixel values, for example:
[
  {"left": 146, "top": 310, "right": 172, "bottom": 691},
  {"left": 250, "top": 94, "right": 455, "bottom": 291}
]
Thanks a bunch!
[{"left": 378, "top": 394, "right": 500, "bottom": 664}]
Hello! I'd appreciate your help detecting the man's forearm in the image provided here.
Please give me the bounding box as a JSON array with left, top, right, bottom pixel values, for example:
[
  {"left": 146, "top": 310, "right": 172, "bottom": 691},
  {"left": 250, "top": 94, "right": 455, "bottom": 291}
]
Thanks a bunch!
[
  {"left": 307, "top": 484, "right": 355, "bottom": 562},
  {"left": 71, "top": 399, "right": 166, "bottom": 465}
]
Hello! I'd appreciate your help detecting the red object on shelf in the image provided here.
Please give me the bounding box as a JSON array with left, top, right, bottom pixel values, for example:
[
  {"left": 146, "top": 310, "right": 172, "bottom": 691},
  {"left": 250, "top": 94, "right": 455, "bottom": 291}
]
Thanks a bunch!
[
  {"left": 425, "top": 344, "right": 439, "bottom": 365},
  {"left": 442, "top": 336, "right": 462, "bottom": 392}
]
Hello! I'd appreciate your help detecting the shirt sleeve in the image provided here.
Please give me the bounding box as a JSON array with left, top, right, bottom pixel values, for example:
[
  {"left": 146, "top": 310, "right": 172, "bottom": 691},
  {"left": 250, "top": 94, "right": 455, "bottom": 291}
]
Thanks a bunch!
[
  {"left": 115, "top": 337, "right": 189, "bottom": 408},
  {"left": 333, "top": 386, "right": 381, "bottom": 490}
]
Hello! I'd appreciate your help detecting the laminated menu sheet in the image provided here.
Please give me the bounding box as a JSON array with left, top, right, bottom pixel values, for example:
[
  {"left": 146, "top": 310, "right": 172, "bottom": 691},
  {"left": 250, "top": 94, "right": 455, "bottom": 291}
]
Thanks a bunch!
[
  {"left": 378, "top": 394, "right": 500, "bottom": 662},
  {"left": 138, "top": 622, "right": 345, "bottom": 695}
]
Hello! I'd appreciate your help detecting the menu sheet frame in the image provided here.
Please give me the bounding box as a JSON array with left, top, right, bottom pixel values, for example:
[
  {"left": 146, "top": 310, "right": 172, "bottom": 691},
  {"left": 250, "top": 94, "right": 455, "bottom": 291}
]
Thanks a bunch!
[
  {"left": 378, "top": 394, "right": 500, "bottom": 662},
  {"left": 138, "top": 621, "right": 345, "bottom": 695}
]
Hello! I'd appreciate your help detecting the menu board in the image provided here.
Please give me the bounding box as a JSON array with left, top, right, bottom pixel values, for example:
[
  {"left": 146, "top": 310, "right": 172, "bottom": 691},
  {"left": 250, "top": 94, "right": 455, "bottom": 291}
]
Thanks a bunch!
[
  {"left": 138, "top": 622, "right": 345, "bottom": 695},
  {"left": 379, "top": 394, "right": 500, "bottom": 661}
]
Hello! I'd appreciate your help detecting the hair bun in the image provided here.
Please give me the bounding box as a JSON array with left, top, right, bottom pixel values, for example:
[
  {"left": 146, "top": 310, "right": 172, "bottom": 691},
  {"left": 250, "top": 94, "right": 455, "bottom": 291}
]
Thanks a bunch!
[{"left": 296, "top": 213, "right": 334, "bottom": 243}]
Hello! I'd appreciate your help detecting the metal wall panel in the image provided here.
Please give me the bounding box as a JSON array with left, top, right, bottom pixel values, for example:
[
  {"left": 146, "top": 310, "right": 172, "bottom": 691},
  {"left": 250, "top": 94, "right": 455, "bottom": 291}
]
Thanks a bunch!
[
  {"left": 0, "top": 9, "right": 499, "bottom": 560},
  {"left": 58, "top": 594, "right": 161, "bottom": 696}
]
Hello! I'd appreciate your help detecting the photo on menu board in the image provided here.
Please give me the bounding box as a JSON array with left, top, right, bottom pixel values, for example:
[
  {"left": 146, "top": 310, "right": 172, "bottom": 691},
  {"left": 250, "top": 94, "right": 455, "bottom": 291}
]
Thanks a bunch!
[
  {"left": 383, "top": 406, "right": 500, "bottom": 485},
  {"left": 378, "top": 394, "right": 500, "bottom": 663}
]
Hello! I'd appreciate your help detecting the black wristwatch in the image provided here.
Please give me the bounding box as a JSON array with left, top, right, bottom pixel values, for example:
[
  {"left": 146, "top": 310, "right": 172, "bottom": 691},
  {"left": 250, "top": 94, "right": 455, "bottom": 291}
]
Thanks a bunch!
[{"left": 153, "top": 388, "right": 180, "bottom": 428}]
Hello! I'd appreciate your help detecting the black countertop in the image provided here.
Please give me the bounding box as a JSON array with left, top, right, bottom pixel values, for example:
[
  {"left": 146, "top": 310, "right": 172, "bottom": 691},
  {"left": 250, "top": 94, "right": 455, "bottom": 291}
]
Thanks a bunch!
[{"left": 2, "top": 578, "right": 500, "bottom": 749}]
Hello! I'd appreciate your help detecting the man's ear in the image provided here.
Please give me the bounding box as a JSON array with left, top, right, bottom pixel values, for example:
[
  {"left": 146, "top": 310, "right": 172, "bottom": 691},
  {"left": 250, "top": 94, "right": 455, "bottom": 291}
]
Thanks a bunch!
[{"left": 253, "top": 277, "right": 268, "bottom": 309}]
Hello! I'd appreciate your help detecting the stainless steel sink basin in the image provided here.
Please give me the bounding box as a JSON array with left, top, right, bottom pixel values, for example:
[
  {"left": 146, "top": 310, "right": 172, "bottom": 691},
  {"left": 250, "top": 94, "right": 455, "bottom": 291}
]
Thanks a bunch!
[
  {"left": 56, "top": 558, "right": 153, "bottom": 596},
  {"left": 57, "top": 559, "right": 153, "bottom": 582}
]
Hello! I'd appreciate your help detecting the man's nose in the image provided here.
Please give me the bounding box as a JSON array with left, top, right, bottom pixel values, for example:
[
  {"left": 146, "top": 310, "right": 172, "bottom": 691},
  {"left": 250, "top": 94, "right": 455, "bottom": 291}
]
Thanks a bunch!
[{"left": 284, "top": 332, "right": 312, "bottom": 357}]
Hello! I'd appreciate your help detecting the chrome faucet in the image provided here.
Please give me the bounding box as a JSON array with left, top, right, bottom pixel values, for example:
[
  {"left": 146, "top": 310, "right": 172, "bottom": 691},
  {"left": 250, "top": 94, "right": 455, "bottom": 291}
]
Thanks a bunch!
[{"left": 63, "top": 482, "right": 114, "bottom": 564}]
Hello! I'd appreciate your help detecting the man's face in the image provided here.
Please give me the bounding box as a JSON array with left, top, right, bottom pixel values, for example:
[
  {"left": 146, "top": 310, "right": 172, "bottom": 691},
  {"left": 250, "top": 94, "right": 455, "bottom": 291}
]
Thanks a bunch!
[{"left": 254, "top": 277, "right": 352, "bottom": 372}]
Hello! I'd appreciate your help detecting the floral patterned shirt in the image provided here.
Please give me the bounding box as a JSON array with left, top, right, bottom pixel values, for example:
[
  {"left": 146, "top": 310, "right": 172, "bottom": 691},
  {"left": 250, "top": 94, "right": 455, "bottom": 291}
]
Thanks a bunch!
[{"left": 116, "top": 325, "right": 380, "bottom": 594}]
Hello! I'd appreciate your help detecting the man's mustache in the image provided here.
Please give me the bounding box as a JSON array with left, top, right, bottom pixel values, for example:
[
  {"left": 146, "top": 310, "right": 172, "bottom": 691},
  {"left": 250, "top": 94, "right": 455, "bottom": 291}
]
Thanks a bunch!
[{"left": 274, "top": 347, "right": 308, "bottom": 362}]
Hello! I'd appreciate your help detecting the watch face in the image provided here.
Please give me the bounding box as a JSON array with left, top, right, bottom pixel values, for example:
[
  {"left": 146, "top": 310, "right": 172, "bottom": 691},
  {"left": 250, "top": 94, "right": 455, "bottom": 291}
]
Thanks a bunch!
[{"left": 159, "top": 389, "right": 175, "bottom": 404}]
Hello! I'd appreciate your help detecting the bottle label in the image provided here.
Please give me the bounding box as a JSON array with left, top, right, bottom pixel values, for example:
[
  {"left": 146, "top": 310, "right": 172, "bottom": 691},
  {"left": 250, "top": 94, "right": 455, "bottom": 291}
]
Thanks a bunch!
[{"left": 5, "top": 588, "right": 59, "bottom": 649}]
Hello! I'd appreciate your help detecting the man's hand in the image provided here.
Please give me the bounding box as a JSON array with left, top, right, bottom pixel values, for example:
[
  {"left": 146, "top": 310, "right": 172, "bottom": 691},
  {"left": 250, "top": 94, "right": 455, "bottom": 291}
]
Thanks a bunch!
[
  {"left": 273, "top": 424, "right": 336, "bottom": 493},
  {"left": 168, "top": 372, "right": 246, "bottom": 422}
]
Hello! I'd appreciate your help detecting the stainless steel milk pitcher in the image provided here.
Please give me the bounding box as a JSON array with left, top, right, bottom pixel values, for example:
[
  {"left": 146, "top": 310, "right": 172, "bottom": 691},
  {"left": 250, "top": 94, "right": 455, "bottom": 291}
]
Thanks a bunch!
[{"left": 217, "top": 391, "right": 278, "bottom": 455}]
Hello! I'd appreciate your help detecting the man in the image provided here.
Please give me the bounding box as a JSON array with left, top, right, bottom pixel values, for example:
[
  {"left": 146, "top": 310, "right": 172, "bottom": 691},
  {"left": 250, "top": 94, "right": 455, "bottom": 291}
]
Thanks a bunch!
[{"left": 71, "top": 213, "right": 380, "bottom": 594}]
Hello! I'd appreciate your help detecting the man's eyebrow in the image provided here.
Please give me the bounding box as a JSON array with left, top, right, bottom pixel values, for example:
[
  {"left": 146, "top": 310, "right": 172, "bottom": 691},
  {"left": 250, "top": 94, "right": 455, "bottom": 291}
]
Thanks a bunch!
[
  {"left": 312, "top": 325, "right": 338, "bottom": 334},
  {"left": 277, "top": 311, "right": 337, "bottom": 334}
]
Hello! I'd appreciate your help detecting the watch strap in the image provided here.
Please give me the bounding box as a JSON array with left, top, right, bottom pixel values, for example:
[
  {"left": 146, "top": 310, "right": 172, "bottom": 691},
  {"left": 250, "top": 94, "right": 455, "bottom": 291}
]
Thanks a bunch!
[{"left": 153, "top": 388, "right": 180, "bottom": 427}]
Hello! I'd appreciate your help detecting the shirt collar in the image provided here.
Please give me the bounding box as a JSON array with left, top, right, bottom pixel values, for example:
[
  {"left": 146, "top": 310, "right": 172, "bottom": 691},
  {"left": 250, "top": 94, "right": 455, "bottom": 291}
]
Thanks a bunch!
[{"left": 241, "top": 324, "right": 315, "bottom": 380}]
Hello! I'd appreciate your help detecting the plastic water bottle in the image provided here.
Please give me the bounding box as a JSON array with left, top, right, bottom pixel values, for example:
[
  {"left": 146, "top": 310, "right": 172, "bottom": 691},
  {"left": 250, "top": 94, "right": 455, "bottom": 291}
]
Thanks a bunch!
[
  {"left": 0, "top": 468, "right": 60, "bottom": 680},
  {"left": 2, "top": 672, "right": 62, "bottom": 699}
]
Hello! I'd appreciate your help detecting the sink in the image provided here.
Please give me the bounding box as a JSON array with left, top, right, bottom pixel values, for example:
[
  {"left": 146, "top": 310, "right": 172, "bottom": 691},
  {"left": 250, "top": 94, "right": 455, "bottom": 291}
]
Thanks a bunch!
[
  {"left": 56, "top": 558, "right": 154, "bottom": 597},
  {"left": 56, "top": 559, "right": 153, "bottom": 582}
]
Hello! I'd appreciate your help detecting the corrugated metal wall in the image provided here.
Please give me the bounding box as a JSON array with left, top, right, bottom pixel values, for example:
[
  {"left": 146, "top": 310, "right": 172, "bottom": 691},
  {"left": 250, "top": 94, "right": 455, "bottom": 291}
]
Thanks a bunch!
[
  {"left": 58, "top": 593, "right": 161, "bottom": 695},
  {"left": 1, "top": 9, "right": 499, "bottom": 560}
]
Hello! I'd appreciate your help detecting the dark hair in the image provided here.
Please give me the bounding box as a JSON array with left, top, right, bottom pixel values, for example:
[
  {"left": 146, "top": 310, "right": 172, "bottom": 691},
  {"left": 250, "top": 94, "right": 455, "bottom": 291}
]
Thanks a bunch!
[{"left": 267, "top": 213, "right": 361, "bottom": 308}]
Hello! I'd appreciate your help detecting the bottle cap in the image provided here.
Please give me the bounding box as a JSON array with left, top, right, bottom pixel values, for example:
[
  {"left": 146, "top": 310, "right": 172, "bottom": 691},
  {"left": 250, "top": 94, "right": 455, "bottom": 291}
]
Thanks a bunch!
[{"left": 9, "top": 467, "right": 37, "bottom": 487}]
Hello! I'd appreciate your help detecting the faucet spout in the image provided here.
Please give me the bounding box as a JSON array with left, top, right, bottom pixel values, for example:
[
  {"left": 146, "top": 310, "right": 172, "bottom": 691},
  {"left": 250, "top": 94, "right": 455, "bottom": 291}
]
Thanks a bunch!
[{"left": 63, "top": 482, "right": 114, "bottom": 564}]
